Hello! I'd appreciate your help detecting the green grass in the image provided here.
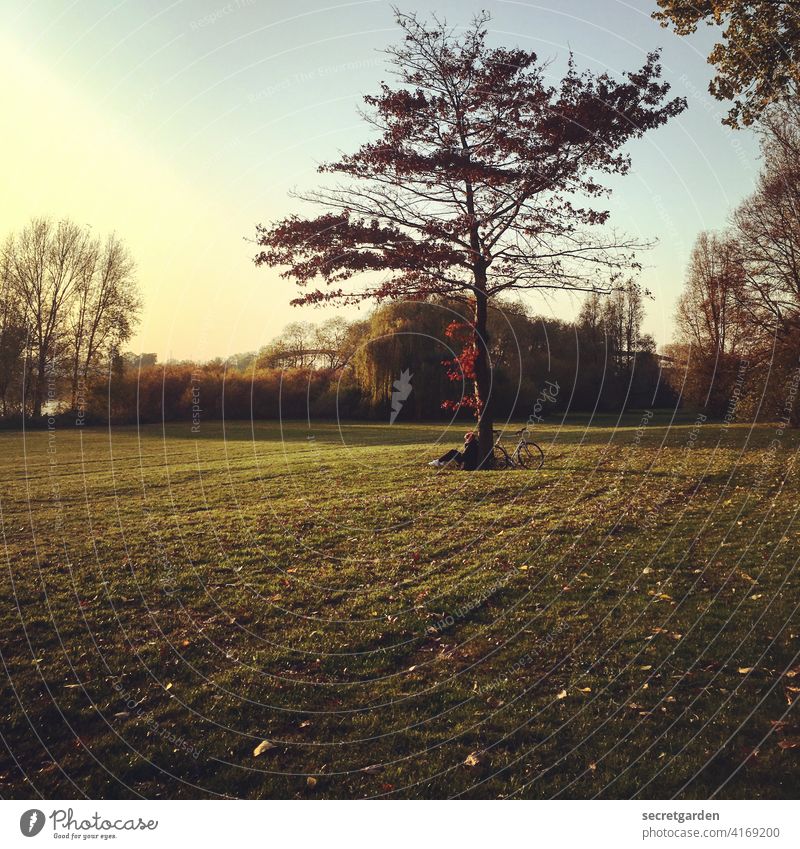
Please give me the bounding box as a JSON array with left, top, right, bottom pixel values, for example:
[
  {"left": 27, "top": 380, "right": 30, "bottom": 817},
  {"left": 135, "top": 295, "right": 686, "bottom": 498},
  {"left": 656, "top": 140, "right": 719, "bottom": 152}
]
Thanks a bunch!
[{"left": 1, "top": 414, "right": 799, "bottom": 799}]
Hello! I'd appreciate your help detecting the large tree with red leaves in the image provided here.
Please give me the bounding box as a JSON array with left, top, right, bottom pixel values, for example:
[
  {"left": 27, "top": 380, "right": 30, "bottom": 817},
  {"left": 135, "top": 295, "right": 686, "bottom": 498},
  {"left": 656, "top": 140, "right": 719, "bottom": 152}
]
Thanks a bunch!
[{"left": 254, "top": 10, "right": 685, "bottom": 467}]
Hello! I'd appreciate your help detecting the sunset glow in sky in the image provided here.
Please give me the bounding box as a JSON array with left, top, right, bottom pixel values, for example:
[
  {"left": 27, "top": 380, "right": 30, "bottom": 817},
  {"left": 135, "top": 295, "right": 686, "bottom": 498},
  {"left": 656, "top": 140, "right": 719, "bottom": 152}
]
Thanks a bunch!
[{"left": 1, "top": 0, "right": 761, "bottom": 360}]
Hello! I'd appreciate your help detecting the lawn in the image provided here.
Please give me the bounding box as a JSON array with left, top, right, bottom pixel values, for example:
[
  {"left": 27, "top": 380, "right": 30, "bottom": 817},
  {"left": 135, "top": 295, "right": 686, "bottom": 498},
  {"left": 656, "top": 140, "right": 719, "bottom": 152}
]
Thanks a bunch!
[{"left": 1, "top": 413, "right": 798, "bottom": 799}]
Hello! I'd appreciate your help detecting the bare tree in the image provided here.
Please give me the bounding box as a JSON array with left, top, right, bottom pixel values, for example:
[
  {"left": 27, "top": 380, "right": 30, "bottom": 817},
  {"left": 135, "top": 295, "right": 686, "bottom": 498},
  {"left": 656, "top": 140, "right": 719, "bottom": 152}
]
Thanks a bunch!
[
  {"left": 0, "top": 242, "right": 27, "bottom": 416},
  {"left": 597, "top": 280, "right": 644, "bottom": 370},
  {"left": 578, "top": 292, "right": 605, "bottom": 356},
  {"left": 4, "top": 219, "right": 90, "bottom": 416},
  {"left": 2, "top": 218, "right": 140, "bottom": 417},
  {"left": 66, "top": 233, "right": 138, "bottom": 409},
  {"left": 256, "top": 321, "right": 317, "bottom": 368},
  {"left": 313, "top": 317, "right": 357, "bottom": 369},
  {"left": 621, "top": 281, "right": 645, "bottom": 369},
  {"left": 676, "top": 231, "right": 745, "bottom": 356},
  {"left": 733, "top": 114, "right": 800, "bottom": 341}
]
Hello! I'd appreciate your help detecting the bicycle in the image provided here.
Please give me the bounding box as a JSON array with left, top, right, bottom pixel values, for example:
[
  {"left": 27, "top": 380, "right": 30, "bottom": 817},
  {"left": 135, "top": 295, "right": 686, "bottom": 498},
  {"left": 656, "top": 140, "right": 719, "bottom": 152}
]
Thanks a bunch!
[{"left": 492, "top": 428, "right": 544, "bottom": 470}]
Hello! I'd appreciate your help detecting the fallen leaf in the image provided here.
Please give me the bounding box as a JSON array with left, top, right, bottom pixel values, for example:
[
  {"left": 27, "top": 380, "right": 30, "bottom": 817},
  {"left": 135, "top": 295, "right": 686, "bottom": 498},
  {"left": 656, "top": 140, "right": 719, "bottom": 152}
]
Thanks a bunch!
[
  {"left": 464, "top": 751, "right": 486, "bottom": 767},
  {"left": 306, "top": 776, "right": 318, "bottom": 789},
  {"left": 778, "top": 739, "right": 800, "bottom": 750},
  {"left": 578, "top": 687, "right": 592, "bottom": 693},
  {"left": 556, "top": 689, "right": 568, "bottom": 700},
  {"left": 253, "top": 740, "right": 275, "bottom": 757},
  {"left": 738, "top": 667, "right": 754, "bottom": 674}
]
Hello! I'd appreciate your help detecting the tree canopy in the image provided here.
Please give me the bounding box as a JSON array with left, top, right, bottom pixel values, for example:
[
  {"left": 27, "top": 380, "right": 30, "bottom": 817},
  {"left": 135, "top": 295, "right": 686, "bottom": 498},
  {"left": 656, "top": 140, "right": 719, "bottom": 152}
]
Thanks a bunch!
[{"left": 654, "top": 0, "right": 800, "bottom": 127}]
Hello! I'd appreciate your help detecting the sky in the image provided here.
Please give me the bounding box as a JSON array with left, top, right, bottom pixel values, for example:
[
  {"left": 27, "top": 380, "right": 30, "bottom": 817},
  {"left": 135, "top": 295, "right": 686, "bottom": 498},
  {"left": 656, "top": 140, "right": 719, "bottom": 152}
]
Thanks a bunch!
[{"left": 0, "top": 0, "right": 762, "bottom": 361}]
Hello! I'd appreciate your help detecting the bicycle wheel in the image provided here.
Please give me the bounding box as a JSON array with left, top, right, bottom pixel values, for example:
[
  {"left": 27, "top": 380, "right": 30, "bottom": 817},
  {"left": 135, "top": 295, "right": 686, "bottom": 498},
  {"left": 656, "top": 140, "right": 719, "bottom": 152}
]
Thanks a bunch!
[
  {"left": 518, "top": 440, "right": 544, "bottom": 470},
  {"left": 492, "top": 443, "right": 513, "bottom": 469}
]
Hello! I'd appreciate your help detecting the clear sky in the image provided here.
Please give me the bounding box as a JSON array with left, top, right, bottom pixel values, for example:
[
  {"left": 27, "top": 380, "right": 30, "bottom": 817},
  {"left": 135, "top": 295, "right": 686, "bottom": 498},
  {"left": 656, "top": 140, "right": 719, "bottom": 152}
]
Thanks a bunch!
[{"left": 1, "top": 0, "right": 762, "bottom": 361}]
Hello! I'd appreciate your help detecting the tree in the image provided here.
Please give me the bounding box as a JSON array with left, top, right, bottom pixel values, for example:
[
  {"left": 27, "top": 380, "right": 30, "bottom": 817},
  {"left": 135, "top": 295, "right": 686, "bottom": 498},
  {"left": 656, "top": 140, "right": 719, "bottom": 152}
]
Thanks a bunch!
[
  {"left": 3, "top": 219, "right": 90, "bottom": 416},
  {"left": 654, "top": 0, "right": 800, "bottom": 127},
  {"left": 732, "top": 102, "right": 800, "bottom": 423},
  {"left": 254, "top": 9, "right": 684, "bottom": 466},
  {"left": 256, "top": 321, "right": 317, "bottom": 368},
  {"left": 313, "top": 316, "right": 359, "bottom": 369},
  {"left": 576, "top": 285, "right": 664, "bottom": 410},
  {"left": 257, "top": 317, "right": 364, "bottom": 371},
  {"left": 620, "top": 280, "right": 645, "bottom": 370},
  {"left": 672, "top": 231, "right": 747, "bottom": 414},
  {"left": 733, "top": 114, "right": 800, "bottom": 339},
  {"left": 578, "top": 292, "right": 605, "bottom": 353},
  {"left": 601, "top": 280, "right": 645, "bottom": 371},
  {"left": 66, "top": 233, "right": 139, "bottom": 410},
  {"left": 353, "top": 300, "right": 459, "bottom": 419},
  {"left": 676, "top": 231, "right": 745, "bottom": 355},
  {"left": 0, "top": 244, "right": 27, "bottom": 417},
  {"left": 2, "top": 218, "right": 140, "bottom": 418}
]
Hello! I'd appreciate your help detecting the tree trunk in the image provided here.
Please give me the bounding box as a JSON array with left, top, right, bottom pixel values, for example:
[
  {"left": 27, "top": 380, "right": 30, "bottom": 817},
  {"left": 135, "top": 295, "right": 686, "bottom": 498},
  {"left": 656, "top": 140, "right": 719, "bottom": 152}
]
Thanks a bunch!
[
  {"left": 473, "top": 281, "right": 494, "bottom": 469},
  {"left": 32, "top": 355, "right": 45, "bottom": 418},
  {"left": 70, "top": 350, "right": 80, "bottom": 411}
]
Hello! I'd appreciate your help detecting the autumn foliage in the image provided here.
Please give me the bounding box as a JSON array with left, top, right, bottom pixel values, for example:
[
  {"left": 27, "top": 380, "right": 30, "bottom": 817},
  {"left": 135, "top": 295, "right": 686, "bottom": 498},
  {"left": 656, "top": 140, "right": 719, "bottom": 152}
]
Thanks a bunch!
[{"left": 441, "top": 320, "right": 480, "bottom": 414}]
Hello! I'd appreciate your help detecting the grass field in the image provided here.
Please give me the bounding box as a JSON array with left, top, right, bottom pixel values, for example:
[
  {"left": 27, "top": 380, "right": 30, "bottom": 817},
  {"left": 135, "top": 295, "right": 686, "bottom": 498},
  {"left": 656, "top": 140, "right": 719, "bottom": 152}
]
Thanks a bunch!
[{"left": 1, "top": 414, "right": 799, "bottom": 799}]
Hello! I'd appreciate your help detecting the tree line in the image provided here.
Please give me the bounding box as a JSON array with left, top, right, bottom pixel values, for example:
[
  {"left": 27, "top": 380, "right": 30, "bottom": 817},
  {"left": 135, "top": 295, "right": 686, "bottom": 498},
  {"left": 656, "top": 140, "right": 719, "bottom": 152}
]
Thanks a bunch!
[{"left": 22, "top": 288, "right": 670, "bottom": 428}]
